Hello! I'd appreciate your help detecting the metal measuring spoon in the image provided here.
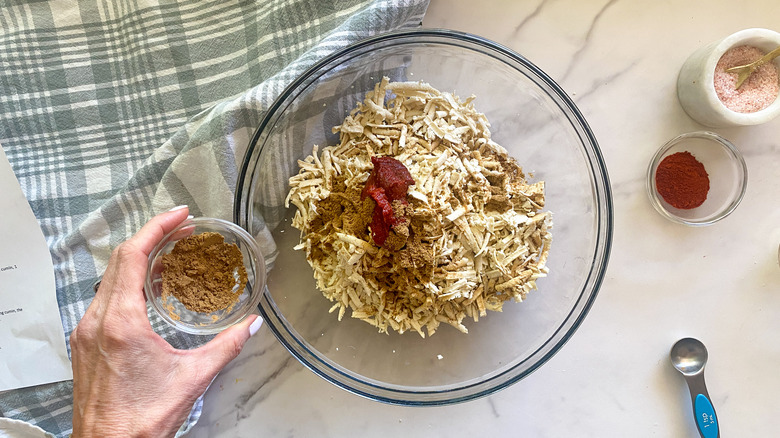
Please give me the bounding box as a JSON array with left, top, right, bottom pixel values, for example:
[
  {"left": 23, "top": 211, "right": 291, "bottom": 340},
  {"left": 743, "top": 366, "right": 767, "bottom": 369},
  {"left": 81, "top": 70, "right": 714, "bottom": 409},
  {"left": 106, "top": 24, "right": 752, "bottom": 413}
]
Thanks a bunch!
[{"left": 670, "top": 338, "right": 720, "bottom": 438}]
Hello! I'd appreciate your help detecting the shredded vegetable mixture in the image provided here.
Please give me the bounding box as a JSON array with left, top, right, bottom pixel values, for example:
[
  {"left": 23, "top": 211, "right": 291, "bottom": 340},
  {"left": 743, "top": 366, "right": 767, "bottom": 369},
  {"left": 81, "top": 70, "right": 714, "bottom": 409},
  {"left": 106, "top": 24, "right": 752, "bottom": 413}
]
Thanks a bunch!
[{"left": 285, "top": 77, "right": 552, "bottom": 337}]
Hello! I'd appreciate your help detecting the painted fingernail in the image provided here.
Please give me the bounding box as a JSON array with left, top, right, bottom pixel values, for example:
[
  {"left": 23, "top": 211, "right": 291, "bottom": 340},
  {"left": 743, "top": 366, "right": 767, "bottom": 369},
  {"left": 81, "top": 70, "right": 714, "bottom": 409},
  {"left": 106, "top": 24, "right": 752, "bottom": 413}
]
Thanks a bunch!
[
  {"left": 248, "top": 316, "right": 264, "bottom": 337},
  {"left": 168, "top": 205, "right": 188, "bottom": 212}
]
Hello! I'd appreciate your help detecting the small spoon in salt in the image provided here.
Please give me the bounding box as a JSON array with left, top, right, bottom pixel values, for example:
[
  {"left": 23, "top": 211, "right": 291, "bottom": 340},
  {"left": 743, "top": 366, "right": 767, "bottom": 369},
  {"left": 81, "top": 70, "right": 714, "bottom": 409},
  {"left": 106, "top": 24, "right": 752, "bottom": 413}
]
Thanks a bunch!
[{"left": 725, "top": 45, "right": 780, "bottom": 89}]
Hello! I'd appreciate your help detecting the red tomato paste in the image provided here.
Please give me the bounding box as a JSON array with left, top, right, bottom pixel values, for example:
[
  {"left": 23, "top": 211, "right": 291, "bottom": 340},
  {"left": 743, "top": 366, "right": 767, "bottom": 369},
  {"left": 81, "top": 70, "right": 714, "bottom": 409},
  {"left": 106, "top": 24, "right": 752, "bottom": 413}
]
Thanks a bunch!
[{"left": 361, "top": 156, "right": 415, "bottom": 246}]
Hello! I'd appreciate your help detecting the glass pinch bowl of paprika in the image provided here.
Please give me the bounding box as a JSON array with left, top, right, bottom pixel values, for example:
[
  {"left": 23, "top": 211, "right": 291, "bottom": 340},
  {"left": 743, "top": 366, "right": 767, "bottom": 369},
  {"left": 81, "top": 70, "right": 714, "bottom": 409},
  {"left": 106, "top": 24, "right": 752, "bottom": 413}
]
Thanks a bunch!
[{"left": 646, "top": 131, "right": 747, "bottom": 226}]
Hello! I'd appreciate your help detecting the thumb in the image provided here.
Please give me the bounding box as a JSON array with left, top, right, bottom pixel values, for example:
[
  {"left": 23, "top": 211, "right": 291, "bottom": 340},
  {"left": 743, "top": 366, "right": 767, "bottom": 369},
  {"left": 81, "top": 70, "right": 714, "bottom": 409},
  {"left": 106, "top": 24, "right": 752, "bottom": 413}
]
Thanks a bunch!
[{"left": 188, "top": 314, "right": 263, "bottom": 378}]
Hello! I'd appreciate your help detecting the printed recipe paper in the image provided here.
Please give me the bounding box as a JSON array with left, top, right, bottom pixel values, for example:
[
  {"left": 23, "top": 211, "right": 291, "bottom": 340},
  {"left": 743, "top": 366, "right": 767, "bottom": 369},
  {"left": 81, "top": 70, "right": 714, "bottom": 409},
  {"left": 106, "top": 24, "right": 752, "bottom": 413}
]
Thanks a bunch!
[{"left": 0, "top": 144, "right": 72, "bottom": 391}]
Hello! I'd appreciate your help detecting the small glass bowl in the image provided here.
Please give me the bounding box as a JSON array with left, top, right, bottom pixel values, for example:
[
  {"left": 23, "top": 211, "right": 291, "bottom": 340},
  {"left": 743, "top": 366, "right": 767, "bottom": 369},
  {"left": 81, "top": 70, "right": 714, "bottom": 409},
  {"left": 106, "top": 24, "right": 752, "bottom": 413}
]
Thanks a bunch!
[
  {"left": 145, "top": 217, "right": 265, "bottom": 334},
  {"left": 647, "top": 131, "right": 747, "bottom": 226}
]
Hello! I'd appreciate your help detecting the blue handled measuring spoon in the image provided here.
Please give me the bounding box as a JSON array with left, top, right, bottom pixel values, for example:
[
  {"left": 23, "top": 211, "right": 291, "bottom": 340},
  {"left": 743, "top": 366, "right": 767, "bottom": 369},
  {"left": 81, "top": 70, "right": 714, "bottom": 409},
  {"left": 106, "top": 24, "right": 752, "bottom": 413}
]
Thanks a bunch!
[{"left": 670, "top": 338, "right": 720, "bottom": 438}]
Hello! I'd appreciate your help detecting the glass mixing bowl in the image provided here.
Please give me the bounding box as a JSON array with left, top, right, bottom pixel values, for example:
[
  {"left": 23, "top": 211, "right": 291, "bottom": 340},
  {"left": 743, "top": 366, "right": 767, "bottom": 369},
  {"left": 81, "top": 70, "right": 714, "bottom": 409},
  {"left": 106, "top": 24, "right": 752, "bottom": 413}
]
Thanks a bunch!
[{"left": 234, "top": 29, "right": 613, "bottom": 405}]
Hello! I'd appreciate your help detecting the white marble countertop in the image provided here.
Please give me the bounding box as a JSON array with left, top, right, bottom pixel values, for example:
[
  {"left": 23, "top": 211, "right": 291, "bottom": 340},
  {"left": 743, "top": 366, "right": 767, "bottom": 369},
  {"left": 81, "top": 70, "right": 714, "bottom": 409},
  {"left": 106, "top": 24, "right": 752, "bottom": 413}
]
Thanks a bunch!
[{"left": 191, "top": 1, "right": 780, "bottom": 436}]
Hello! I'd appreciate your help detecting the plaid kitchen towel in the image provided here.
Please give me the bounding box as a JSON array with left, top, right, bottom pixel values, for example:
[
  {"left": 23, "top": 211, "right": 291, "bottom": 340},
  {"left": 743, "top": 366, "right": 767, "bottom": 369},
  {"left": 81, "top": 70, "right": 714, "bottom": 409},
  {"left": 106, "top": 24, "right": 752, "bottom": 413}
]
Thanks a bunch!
[{"left": 0, "top": 0, "right": 429, "bottom": 436}]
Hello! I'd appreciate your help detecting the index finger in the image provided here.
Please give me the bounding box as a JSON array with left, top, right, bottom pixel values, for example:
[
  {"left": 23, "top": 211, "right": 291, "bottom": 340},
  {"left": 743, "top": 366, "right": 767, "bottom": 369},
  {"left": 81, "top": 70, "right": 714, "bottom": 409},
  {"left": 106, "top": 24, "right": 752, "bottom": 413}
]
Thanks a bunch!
[{"left": 95, "top": 206, "right": 191, "bottom": 304}]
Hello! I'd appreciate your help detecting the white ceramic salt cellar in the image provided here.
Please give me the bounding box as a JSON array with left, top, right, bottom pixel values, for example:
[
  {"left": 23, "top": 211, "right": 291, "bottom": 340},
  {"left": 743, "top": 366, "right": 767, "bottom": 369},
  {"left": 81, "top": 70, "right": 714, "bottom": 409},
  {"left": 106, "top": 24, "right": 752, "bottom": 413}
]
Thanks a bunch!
[{"left": 677, "top": 28, "right": 780, "bottom": 127}]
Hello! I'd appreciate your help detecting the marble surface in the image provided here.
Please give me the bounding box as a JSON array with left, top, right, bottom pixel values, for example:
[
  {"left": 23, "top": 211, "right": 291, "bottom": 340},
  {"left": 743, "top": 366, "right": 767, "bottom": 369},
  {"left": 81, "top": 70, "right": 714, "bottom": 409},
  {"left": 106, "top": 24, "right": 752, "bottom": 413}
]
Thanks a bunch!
[{"left": 190, "top": 1, "right": 780, "bottom": 436}]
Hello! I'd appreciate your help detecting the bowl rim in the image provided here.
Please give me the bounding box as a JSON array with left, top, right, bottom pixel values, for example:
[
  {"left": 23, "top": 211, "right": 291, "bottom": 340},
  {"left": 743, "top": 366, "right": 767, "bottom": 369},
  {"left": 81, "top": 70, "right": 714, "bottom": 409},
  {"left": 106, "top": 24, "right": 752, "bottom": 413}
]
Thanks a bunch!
[
  {"left": 145, "top": 216, "right": 265, "bottom": 335},
  {"left": 645, "top": 130, "right": 748, "bottom": 226},
  {"left": 234, "top": 28, "right": 613, "bottom": 405}
]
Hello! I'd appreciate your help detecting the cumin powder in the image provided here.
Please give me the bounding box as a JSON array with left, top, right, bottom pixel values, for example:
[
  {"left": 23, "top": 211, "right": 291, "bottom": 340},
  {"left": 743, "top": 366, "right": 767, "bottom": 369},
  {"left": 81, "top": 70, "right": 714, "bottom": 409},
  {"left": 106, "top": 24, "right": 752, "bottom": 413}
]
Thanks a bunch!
[
  {"left": 307, "top": 175, "right": 436, "bottom": 285},
  {"left": 161, "top": 232, "right": 247, "bottom": 313}
]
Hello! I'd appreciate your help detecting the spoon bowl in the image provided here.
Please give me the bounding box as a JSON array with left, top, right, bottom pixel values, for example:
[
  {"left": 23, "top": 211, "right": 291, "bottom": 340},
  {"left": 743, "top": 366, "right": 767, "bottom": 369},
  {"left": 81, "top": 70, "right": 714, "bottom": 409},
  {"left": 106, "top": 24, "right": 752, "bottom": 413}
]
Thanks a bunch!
[{"left": 670, "top": 337, "right": 709, "bottom": 376}]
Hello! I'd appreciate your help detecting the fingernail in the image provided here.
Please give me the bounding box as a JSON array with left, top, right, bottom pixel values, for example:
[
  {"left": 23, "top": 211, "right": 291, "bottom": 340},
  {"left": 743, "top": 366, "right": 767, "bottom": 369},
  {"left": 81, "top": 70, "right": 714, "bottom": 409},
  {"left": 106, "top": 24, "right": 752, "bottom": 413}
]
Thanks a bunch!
[
  {"left": 168, "top": 205, "right": 188, "bottom": 212},
  {"left": 248, "top": 316, "right": 263, "bottom": 337},
  {"left": 186, "top": 214, "right": 194, "bottom": 220}
]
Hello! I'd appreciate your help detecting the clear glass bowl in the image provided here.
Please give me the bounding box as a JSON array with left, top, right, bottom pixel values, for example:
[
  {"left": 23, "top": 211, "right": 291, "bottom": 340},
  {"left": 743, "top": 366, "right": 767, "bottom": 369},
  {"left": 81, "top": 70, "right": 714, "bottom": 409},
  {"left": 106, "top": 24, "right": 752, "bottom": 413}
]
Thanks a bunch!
[
  {"left": 646, "top": 131, "right": 747, "bottom": 226},
  {"left": 234, "top": 29, "right": 613, "bottom": 405},
  {"left": 145, "top": 217, "right": 265, "bottom": 335}
]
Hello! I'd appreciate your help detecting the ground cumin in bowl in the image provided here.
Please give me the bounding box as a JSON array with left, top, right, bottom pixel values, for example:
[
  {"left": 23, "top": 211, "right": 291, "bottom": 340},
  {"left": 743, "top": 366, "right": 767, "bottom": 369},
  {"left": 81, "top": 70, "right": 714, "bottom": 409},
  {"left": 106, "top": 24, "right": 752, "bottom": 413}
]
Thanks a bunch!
[{"left": 145, "top": 217, "right": 265, "bottom": 334}]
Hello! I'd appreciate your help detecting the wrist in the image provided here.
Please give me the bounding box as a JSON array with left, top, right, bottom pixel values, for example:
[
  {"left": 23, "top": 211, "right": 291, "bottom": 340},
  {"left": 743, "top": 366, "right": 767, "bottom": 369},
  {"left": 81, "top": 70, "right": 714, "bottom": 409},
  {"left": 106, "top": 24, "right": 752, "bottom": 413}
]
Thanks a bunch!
[{"left": 73, "top": 408, "right": 183, "bottom": 438}]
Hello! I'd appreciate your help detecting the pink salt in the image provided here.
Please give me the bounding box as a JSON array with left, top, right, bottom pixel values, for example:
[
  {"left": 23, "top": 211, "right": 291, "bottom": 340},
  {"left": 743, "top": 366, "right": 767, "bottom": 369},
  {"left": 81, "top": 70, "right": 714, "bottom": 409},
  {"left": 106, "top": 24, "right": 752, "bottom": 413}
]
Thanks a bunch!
[{"left": 713, "top": 45, "right": 779, "bottom": 113}]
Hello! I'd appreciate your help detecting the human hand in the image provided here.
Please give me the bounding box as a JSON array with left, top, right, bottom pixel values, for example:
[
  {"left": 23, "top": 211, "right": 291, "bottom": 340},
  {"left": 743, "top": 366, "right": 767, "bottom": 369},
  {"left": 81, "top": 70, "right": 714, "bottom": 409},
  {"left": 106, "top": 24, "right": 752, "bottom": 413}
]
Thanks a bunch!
[{"left": 70, "top": 207, "right": 263, "bottom": 438}]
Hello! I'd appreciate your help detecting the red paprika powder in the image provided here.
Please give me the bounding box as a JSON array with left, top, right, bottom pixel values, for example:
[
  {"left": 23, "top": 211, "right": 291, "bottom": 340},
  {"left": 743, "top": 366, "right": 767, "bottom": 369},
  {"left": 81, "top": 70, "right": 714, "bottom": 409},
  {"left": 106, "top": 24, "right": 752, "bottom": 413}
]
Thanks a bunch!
[{"left": 655, "top": 151, "right": 709, "bottom": 209}]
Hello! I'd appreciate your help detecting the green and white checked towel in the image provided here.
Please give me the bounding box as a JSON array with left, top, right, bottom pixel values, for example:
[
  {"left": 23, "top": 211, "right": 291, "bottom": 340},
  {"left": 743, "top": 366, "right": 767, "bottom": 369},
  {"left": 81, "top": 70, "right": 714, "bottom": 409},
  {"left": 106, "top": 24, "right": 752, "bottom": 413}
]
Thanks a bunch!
[{"left": 0, "top": 0, "right": 429, "bottom": 436}]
